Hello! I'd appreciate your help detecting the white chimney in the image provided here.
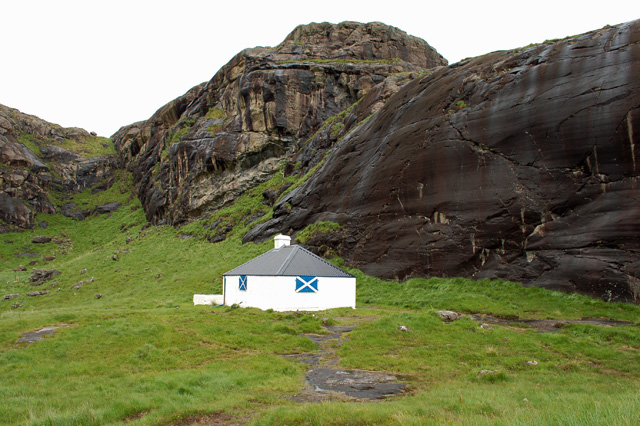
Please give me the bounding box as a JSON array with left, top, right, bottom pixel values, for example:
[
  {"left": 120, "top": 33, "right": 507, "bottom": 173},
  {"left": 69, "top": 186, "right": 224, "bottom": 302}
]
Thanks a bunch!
[{"left": 274, "top": 234, "right": 291, "bottom": 249}]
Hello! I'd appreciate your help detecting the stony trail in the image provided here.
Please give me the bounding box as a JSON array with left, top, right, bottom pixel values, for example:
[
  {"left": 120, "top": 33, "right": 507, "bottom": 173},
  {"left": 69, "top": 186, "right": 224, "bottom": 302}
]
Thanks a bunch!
[{"left": 285, "top": 316, "right": 406, "bottom": 402}]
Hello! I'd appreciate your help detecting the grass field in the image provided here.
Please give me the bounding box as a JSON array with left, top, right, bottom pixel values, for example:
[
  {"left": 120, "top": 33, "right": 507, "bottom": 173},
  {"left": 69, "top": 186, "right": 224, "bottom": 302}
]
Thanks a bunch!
[{"left": 1, "top": 172, "right": 639, "bottom": 426}]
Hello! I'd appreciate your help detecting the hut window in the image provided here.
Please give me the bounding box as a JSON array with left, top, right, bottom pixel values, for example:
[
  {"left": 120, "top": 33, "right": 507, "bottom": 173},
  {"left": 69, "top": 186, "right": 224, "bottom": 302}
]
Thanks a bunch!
[
  {"left": 239, "top": 275, "right": 247, "bottom": 291},
  {"left": 296, "top": 276, "right": 318, "bottom": 293}
]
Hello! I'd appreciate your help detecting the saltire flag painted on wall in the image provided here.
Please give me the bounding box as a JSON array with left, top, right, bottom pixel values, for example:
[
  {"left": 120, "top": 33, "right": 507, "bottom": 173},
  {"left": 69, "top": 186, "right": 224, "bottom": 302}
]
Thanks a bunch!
[
  {"left": 239, "top": 275, "right": 247, "bottom": 291},
  {"left": 296, "top": 276, "right": 318, "bottom": 293}
]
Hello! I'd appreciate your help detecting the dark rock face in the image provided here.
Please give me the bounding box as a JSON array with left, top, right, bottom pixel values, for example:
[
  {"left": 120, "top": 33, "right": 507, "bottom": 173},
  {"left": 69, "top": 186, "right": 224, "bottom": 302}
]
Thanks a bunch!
[
  {"left": 0, "top": 104, "right": 118, "bottom": 231},
  {"left": 0, "top": 134, "right": 48, "bottom": 171},
  {"left": 247, "top": 20, "right": 640, "bottom": 301},
  {"left": 61, "top": 156, "right": 118, "bottom": 192},
  {"left": 0, "top": 192, "right": 34, "bottom": 229},
  {"left": 0, "top": 131, "right": 56, "bottom": 229},
  {"left": 112, "top": 21, "right": 447, "bottom": 225}
]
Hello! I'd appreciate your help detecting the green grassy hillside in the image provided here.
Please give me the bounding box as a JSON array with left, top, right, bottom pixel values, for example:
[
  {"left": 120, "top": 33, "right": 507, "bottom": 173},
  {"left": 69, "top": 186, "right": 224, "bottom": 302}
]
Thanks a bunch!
[{"left": 1, "top": 171, "right": 639, "bottom": 426}]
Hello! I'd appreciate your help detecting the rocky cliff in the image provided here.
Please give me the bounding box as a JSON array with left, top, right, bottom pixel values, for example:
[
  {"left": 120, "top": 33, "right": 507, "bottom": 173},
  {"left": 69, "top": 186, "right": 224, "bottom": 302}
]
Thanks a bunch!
[
  {"left": 0, "top": 104, "right": 118, "bottom": 231},
  {"left": 112, "top": 21, "right": 446, "bottom": 224},
  {"left": 246, "top": 20, "right": 640, "bottom": 301},
  {"left": 7, "top": 19, "right": 638, "bottom": 302}
]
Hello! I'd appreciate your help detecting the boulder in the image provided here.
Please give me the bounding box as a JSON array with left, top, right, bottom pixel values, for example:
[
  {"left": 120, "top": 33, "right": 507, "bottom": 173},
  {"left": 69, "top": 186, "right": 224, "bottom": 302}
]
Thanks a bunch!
[
  {"left": 3, "top": 294, "right": 21, "bottom": 300},
  {"left": 27, "top": 291, "right": 49, "bottom": 297},
  {"left": 95, "top": 202, "right": 121, "bottom": 214},
  {"left": 60, "top": 203, "right": 87, "bottom": 220},
  {"left": 437, "top": 311, "right": 461, "bottom": 321},
  {"left": 478, "top": 369, "right": 500, "bottom": 378},
  {"left": 30, "top": 269, "right": 61, "bottom": 284},
  {"left": 32, "top": 236, "right": 52, "bottom": 244},
  {"left": 14, "top": 253, "right": 39, "bottom": 258},
  {"left": 71, "top": 277, "right": 93, "bottom": 290}
]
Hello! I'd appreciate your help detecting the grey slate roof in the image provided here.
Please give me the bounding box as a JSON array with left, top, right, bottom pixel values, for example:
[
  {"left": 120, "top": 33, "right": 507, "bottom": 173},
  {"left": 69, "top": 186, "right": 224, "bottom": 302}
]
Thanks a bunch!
[{"left": 223, "top": 245, "right": 354, "bottom": 278}]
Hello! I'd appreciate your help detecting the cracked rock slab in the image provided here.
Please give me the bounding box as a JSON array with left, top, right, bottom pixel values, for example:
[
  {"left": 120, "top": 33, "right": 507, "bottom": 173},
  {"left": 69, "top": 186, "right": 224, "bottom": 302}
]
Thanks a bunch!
[
  {"left": 18, "top": 325, "right": 68, "bottom": 343},
  {"left": 306, "top": 368, "right": 406, "bottom": 400}
]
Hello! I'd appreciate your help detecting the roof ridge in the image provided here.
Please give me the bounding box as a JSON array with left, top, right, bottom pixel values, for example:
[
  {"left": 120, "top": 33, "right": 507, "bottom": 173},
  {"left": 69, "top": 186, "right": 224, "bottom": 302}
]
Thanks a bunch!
[{"left": 275, "top": 245, "right": 298, "bottom": 275}]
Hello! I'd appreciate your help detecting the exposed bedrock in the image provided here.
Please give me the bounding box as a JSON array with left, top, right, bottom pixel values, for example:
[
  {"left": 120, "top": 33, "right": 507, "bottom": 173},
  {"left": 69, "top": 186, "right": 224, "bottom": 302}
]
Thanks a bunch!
[
  {"left": 0, "top": 104, "right": 118, "bottom": 231},
  {"left": 112, "top": 21, "right": 446, "bottom": 224},
  {"left": 247, "top": 20, "right": 640, "bottom": 301}
]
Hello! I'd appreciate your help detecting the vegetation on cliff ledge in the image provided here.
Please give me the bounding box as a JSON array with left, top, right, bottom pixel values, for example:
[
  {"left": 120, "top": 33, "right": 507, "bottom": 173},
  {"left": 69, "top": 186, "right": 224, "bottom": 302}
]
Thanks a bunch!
[{"left": 17, "top": 133, "right": 115, "bottom": 158}]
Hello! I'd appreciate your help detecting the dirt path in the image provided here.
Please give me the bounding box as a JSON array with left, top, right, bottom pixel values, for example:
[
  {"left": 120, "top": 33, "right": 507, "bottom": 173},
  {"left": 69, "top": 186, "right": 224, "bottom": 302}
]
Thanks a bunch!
[{"left": 285, "top": 316, "right": 406, "bottom": 402}]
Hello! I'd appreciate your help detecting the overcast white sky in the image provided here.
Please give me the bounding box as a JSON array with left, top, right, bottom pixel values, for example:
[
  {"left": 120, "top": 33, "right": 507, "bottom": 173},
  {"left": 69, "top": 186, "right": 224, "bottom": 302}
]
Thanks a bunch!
[{"left": 1, "top": 0, "right": 638, "bottom": 137}]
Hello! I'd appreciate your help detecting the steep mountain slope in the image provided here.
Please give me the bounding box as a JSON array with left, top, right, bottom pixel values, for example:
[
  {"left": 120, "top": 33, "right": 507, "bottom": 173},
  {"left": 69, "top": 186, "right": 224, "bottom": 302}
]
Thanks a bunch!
[
  {"left": 247, "top": 20, "right": 640, "bottom": 301},
  {"left": 8, "top": 20, "right": 637, "bottom": 302},
  {"left": 112, "top": 21, "right": 446, "bottom": 225},
  {"left": 0, "top": 104, "right": 117, "bottom": 231}
]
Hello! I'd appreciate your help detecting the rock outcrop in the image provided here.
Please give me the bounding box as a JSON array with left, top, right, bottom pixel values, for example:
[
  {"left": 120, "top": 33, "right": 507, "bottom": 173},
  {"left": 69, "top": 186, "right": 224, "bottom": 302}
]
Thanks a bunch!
[
  {"left": 0, "top": 104, "right": 118, "bottom": 231},
  {"left": 112, "top": 21, "right": 447, "bottom": 224},
  {"left": 6, "top": 19, "right": 637, "bottom": 302},
  {"left": 247, "top": 20, "right": 640, "bottom": 301}
]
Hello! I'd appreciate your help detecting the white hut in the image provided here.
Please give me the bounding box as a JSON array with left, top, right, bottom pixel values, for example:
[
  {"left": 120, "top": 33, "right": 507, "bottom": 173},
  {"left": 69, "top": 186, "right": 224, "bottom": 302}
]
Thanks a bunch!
[{"left": 222, "top": 235, "right": 356, "bottom": 311}]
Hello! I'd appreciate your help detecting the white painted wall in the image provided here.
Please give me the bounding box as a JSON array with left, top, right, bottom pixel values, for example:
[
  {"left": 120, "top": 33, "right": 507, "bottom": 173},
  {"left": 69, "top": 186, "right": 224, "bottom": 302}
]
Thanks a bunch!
[
  {"left": 224, "top": 275, "right": 356, "bottom": 311},
  {"left": 193, "top": 294, "right": 224, "bottom": 305}
]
